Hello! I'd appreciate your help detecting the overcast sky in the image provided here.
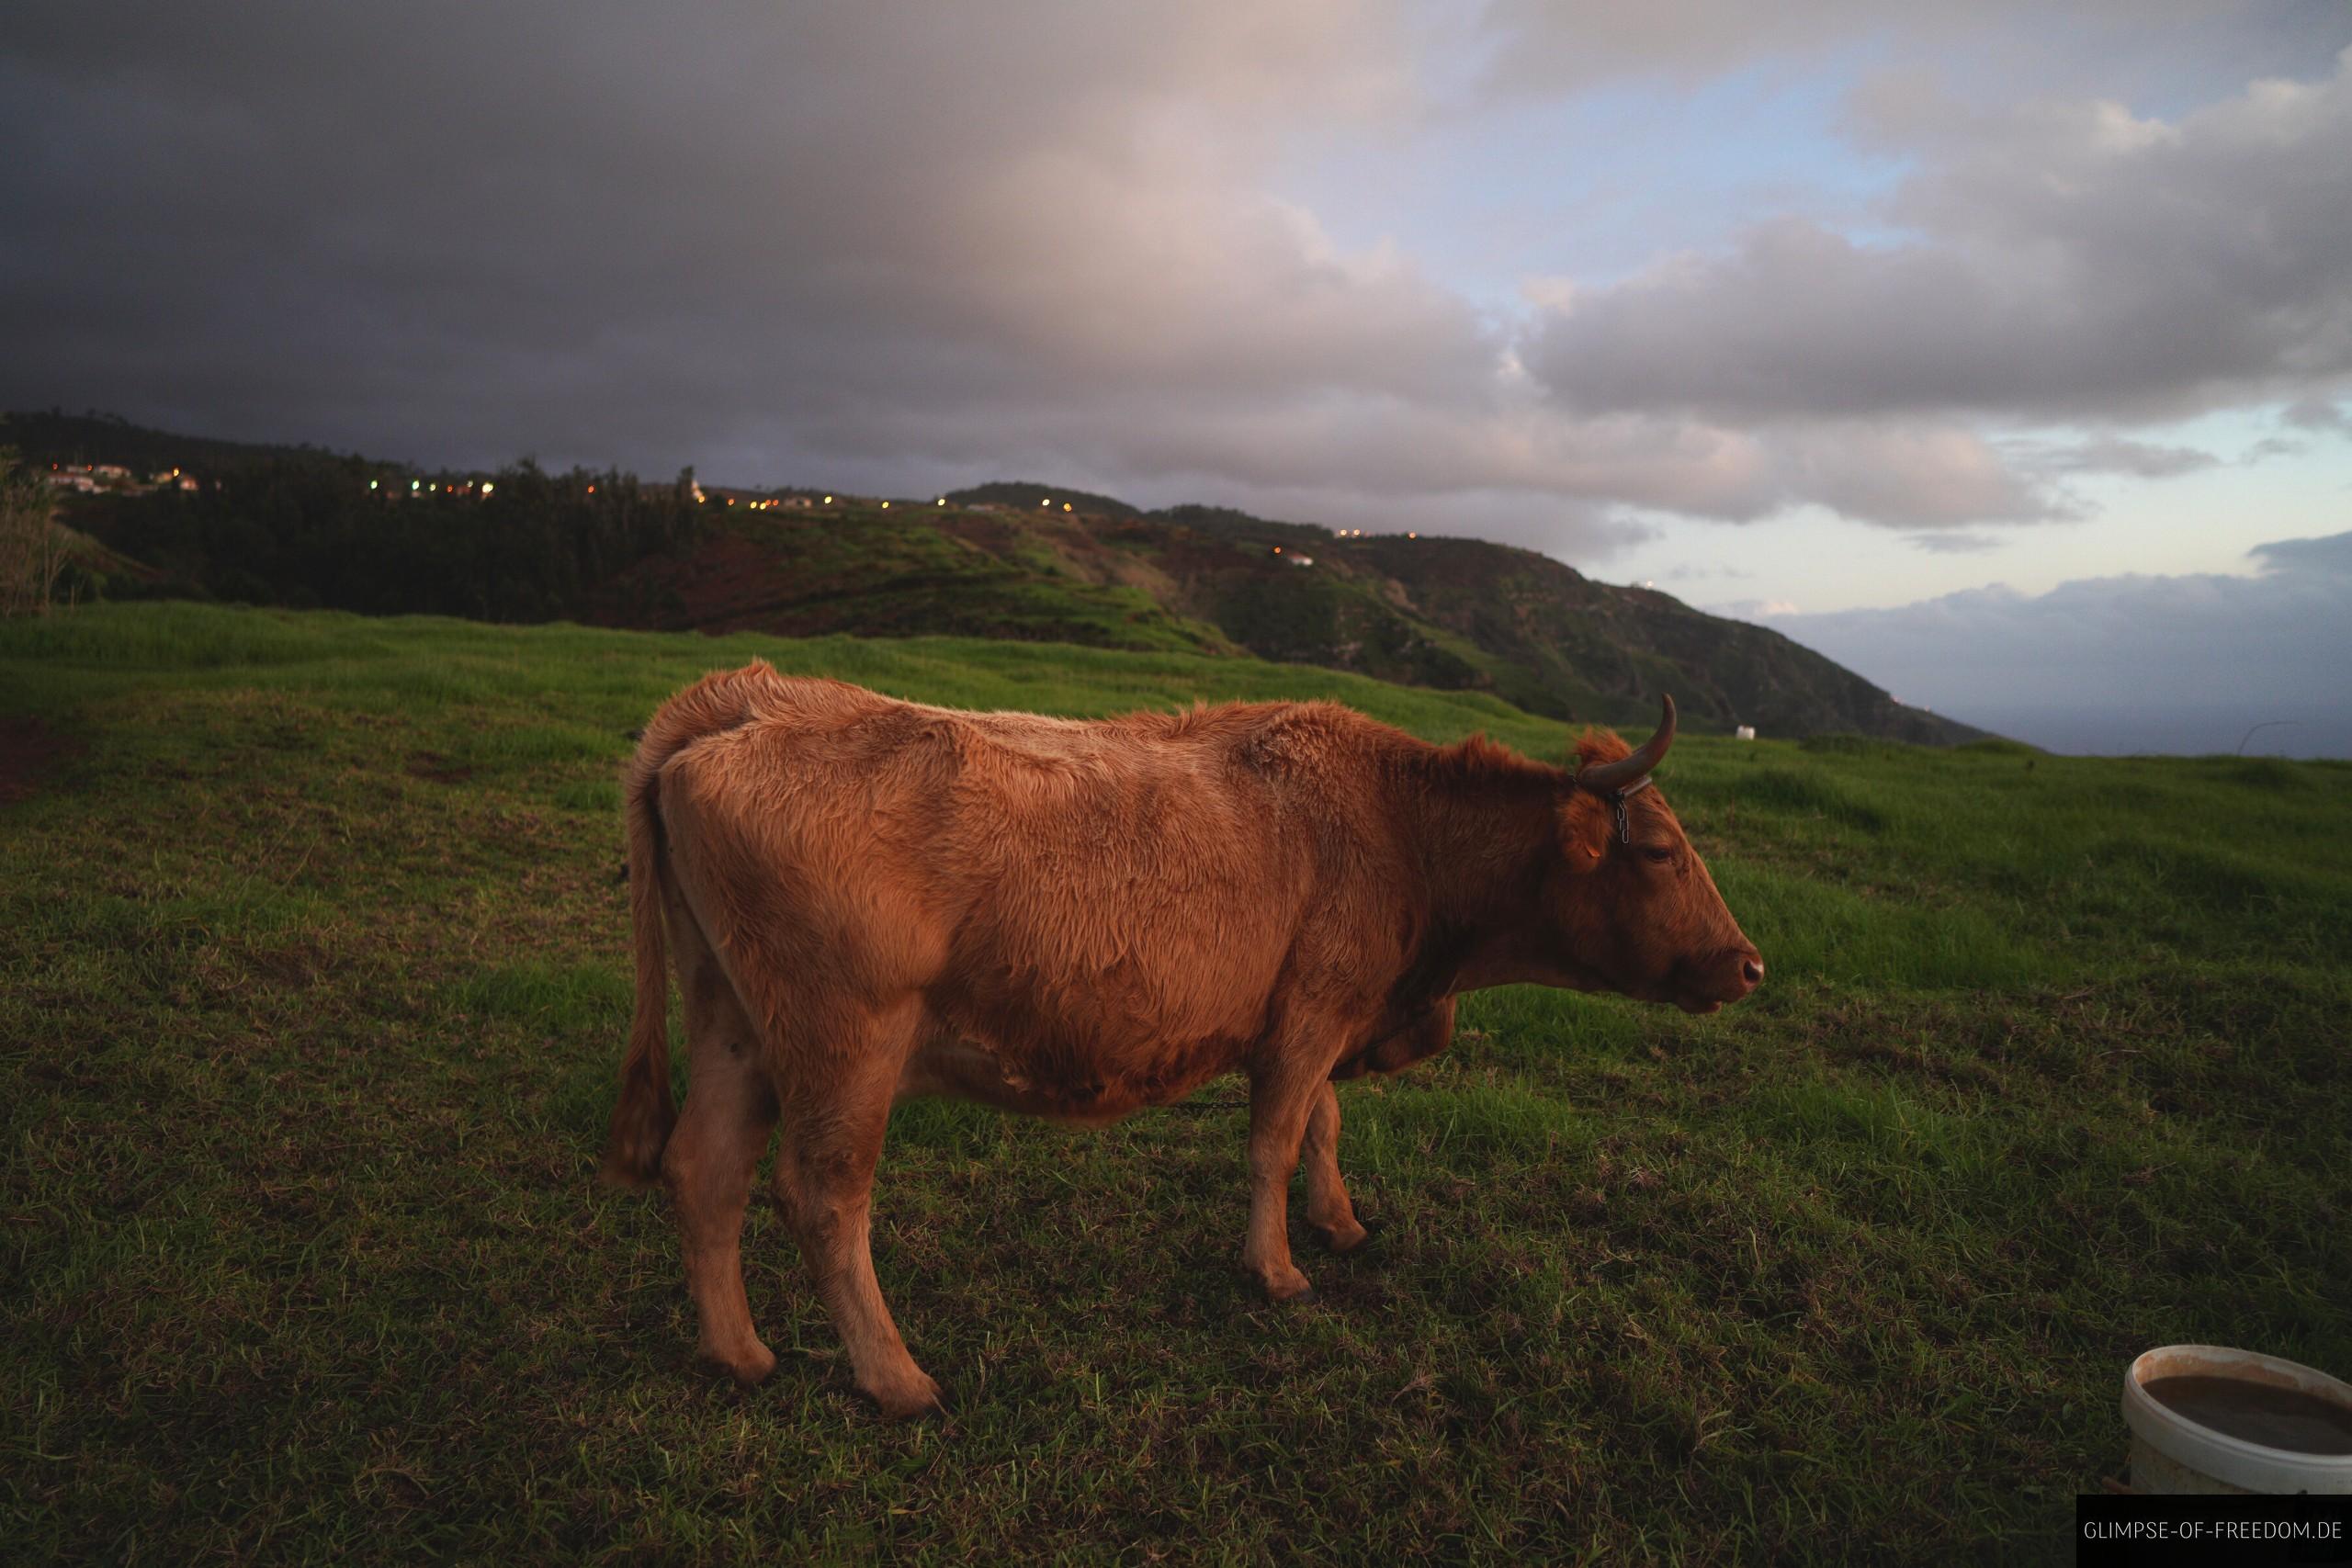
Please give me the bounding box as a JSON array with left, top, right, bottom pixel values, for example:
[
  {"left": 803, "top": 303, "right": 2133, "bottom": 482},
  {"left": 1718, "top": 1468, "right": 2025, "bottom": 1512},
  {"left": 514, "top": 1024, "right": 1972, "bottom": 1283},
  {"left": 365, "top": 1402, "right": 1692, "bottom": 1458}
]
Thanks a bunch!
[{"left": 4, "top": 4, "right": 2349, "bottom": 752}]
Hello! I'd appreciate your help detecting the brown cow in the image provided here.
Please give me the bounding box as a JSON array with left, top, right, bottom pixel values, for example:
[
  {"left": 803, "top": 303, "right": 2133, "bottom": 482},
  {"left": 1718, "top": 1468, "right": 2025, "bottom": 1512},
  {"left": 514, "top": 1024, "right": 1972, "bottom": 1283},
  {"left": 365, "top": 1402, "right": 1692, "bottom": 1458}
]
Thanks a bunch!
[{"left": 602, "top": 662, "right": 1760, "bottom": 1416}]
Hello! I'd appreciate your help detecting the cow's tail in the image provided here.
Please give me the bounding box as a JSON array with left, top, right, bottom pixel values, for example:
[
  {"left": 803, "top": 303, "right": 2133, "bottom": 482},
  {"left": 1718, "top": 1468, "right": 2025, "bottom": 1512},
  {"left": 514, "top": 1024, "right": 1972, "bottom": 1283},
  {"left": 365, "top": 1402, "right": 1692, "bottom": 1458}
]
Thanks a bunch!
[{"left": 599, "top": 661, "right": 781, "bottom": 1188}]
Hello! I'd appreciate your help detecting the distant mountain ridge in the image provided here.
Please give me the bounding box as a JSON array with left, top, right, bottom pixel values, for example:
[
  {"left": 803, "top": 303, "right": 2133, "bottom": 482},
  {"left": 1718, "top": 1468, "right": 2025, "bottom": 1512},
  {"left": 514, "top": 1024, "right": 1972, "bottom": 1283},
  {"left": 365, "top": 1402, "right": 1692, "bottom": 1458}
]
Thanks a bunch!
[
  {"left": 597, "top": 485, "right": 1985, "bottom": 743},
  {"left": 8, "top": 410, "right": 1986, "bottom": 742}
]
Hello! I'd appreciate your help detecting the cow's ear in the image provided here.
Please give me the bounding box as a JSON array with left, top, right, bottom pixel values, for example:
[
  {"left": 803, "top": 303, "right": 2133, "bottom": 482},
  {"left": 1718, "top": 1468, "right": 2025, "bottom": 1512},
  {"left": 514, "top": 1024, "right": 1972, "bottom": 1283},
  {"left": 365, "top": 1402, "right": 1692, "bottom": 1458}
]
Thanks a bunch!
[{"left": 1557, "top": 788, "right": 1610, "bottom": 872}]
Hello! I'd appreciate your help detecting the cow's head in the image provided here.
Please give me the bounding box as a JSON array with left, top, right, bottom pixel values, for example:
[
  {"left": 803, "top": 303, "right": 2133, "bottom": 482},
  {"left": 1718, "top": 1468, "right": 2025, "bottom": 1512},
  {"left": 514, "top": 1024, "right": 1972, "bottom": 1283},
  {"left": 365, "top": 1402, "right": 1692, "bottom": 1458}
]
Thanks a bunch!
[{"left": 1547, "top": 697, "right": 1762, "bottom": 1013}]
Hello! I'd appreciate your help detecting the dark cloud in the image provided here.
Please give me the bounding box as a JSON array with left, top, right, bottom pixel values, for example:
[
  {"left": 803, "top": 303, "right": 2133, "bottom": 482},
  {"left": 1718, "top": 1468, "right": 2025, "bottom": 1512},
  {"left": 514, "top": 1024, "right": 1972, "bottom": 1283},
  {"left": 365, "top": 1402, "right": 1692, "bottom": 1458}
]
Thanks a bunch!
[
  {"left": 2282, "top": 394, "right": 2352, "bottom": 432},
  {"left": 0, "top": 3, "right": 1486, "bottom": 490},
  {"left": 2243, "top": 435, "right": 2307, "bottom": 462},
  {"left": 2249, "top": 527, "right": 2352, "bottom": 574},
  {"left": 2022, "top": 434, "right": 2222, "bottom": 478},
  {"left": 1471, "top": 0, "right": 2292, "bottom": 94},
  {"left": 1, "top": 2, "right": 2346, "bottom": 545},
  {"left": 1738, "top": 528, "right": 2352, "bottom": 755}
]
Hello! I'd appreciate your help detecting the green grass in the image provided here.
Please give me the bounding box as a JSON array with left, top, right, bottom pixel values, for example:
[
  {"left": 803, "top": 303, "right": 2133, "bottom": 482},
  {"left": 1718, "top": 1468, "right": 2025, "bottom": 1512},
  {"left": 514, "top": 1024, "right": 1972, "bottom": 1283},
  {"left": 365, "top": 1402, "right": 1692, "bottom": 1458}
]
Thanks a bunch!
[
  {"left": 4, "top": 602, "right": 2348, "bottom": 1563},
  {"left": 697, "top": 511, "right": 1237, "bottom": 656}
]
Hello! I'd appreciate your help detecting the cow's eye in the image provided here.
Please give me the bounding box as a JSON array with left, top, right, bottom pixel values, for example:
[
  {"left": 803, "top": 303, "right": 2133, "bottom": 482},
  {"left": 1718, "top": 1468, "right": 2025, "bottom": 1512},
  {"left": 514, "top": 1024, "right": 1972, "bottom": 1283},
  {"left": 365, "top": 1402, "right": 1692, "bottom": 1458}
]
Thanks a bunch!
[{"left": 1638, "top": 844, "right": 1676, "bottom": 865}]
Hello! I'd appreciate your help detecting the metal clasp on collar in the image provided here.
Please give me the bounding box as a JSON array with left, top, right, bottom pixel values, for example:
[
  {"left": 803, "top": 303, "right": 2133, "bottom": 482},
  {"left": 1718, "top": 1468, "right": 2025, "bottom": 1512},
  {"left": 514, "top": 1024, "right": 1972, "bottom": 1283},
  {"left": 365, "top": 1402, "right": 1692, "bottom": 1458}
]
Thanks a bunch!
[{"left": 1609, "top": 775, "right": 1654, "bottom": 845}]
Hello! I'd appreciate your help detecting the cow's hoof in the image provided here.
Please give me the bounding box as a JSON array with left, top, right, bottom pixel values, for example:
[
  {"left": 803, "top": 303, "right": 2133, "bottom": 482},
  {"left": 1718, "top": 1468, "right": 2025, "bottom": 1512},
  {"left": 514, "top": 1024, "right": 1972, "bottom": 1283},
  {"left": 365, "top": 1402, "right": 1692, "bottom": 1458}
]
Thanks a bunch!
[
  {"left": 1314, "top": 1214, "right": 1378, "bottom": 1255},
  {"left": 863, "top": 1370, "right": 947, "bottom": 1420},
  {"left": 1257, "top": 1265, "right": 1316, "bottom": 1304},
  {"left": 702, "top": 1341, "right": 778, "bottom": 1388}
]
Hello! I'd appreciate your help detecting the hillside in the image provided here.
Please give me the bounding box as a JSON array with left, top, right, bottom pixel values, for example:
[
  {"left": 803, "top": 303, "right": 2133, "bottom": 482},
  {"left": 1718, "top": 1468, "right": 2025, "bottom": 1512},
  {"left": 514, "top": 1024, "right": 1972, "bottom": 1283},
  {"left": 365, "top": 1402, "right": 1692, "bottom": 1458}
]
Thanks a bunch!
[
  {"left": 3, "top": 603, "right": 2344, "bottom": 1561},
  {"left": 595, "top": 494, "right": 1984, "bottom": 740},
  {"left": 1, "top": 408, "right": 374, "bottom": 474},
  {"left": 17, "top": 410, "right": 1984, "bottom": 742}
]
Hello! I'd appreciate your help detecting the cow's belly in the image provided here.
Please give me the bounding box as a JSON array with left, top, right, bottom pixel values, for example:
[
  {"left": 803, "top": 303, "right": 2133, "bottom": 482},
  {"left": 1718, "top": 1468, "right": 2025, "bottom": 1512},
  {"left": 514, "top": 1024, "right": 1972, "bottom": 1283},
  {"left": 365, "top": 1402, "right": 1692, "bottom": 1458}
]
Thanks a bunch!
[
  {"left": 915, "top": 919, "right": 1285, "bottom": 1119},
  {"left": 899, "top": 1015, "right": 1250, "bottom": 1126}
]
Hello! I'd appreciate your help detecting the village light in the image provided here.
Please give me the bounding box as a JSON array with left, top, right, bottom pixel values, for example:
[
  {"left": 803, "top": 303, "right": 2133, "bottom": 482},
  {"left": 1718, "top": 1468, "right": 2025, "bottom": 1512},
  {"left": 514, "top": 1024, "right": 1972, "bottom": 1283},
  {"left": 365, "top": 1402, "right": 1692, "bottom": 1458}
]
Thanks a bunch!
[
  {"left": 937, "top": 497, "right": 945, "bottom": 506},
  {"left": 881, "top": 500, "right": 890, "bottom": 509},
  {"left": 481, "top": 481, "right": 493, "bottom": 495},
  {"left": 411, "top": 479, "right": 420, "bottom": 491},
  {"left": 368, "top": 479, "right": 379, "bottom": 490},
  {"left": 824, "top": 495, "right": 833, "bottom": 504},
  {"left": 1063, "top": 502, "right": 1072, "bottom": 512}
]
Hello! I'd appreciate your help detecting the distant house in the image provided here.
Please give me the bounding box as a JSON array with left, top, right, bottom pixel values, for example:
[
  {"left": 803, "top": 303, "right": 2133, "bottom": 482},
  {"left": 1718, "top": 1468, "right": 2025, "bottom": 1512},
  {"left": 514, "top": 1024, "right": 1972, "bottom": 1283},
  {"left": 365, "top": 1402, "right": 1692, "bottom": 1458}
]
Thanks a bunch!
[
  {"left": 46, "top": 472, "right": 96, "bottom": 492},
  {"left": 1288, "top": 554, "right": 1314, "bottom": 568},
  {"left": 1736, "top": 726, "right": 1757, "bottom": 741},
  {"left": 92, "top": 463, "right": 130, "bottom": 480}
]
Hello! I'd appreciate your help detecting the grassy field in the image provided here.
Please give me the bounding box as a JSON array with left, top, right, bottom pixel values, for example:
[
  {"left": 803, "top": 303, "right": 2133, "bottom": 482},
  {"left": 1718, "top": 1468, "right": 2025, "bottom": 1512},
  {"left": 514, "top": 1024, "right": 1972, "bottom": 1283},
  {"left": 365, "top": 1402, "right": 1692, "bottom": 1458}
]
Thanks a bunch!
[{"left": 4, "top": 602, "right": 2348, "bottom": 1563}]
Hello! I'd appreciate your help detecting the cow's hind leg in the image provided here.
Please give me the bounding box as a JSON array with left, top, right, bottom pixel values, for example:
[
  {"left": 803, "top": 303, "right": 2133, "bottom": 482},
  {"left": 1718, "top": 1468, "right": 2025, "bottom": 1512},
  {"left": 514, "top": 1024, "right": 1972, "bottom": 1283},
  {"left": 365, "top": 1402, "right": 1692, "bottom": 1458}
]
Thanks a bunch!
[
  {"left": 1241, "top": 1055, "right": 1325, "bottom": 1303},
  {"left": 661, "top": 898, "right": 780, "bottom": 1385},
  {"left": 770, "top": 999, "right": 942, "bottom": 1418},
  {"left": 1302, "top": 1082, "right": 1370, "bottom": 1254}
]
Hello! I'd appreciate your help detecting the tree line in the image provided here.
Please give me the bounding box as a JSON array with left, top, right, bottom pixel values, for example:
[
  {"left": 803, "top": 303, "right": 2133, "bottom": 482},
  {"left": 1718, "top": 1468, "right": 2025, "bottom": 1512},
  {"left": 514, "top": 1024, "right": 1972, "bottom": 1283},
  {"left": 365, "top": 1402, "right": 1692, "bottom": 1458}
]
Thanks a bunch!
[{"left": 71, "top": 455, "right": 707, "bottom": 623}]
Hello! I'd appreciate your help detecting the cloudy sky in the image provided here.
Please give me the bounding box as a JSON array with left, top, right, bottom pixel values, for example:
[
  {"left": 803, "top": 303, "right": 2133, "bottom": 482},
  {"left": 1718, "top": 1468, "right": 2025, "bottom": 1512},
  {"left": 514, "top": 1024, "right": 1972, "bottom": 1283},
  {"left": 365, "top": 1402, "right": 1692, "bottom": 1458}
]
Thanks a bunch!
[{"left": 5, "top": 3, "right": 2349, "bottom": 753}]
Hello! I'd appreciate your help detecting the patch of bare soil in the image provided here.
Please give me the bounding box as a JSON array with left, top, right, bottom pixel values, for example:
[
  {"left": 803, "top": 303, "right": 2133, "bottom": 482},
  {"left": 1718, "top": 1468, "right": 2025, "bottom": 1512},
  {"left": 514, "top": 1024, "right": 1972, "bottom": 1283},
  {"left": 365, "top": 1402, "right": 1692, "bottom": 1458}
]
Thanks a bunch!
[{"left": 0, "top": 716, "right": 82, "bottom": 806}]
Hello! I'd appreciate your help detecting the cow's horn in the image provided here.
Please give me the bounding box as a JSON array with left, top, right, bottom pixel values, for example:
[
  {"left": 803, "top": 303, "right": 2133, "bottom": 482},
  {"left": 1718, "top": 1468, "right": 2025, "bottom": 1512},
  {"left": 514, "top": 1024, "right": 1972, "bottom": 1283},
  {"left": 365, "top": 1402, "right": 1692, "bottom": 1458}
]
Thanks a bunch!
[{"left": 1578, "top": 694, "right": 1677, "bottom": 793}]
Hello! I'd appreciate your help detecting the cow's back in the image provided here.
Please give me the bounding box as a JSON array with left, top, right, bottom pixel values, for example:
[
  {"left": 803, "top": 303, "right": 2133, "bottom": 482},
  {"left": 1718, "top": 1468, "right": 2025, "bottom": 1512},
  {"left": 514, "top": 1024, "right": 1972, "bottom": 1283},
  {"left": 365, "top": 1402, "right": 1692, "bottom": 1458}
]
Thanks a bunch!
[{"left": 655, "top": 674, "right": 1411, "bottom": 1111}]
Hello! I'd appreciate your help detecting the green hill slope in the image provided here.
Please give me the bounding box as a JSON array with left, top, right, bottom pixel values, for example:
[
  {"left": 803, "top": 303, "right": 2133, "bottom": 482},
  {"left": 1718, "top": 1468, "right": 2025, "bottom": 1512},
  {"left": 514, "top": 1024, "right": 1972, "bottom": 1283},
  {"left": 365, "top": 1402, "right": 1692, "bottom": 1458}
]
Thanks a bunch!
[{"left": 598, "top": 495, "right": 1983, "bottom": 740}]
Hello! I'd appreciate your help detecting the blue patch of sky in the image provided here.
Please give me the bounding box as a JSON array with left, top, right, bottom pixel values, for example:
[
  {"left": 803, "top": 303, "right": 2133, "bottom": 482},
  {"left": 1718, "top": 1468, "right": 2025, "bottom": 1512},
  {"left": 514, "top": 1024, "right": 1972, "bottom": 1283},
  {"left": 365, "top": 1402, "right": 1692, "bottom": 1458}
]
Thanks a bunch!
[
  {"left": 1611, "top": 406, "right": 2352, "bottom": 617},
  {"left": 1271, "top": 51, "right": 1912, "bottom": 314}
]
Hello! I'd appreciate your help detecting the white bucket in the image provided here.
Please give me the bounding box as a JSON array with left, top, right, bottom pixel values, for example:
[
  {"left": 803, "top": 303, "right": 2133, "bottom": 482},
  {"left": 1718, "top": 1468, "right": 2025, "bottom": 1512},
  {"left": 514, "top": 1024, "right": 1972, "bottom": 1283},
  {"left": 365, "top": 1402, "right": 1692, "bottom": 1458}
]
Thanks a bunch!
[{"left": 2121, "top": 1345, "right": 2352, "bottom": 1494}]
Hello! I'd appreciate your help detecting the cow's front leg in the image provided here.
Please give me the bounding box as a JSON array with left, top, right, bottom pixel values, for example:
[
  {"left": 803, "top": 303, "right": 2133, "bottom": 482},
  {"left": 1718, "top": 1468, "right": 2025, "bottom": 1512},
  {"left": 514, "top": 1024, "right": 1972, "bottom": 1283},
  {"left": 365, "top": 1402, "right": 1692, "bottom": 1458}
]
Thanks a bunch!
[
  {"left": 1302, "top": 1081, "right": 1370, "bottom": 1253},
  {"left": 1241, "top": 1058, "right": 1323, "bottom": 1302}
]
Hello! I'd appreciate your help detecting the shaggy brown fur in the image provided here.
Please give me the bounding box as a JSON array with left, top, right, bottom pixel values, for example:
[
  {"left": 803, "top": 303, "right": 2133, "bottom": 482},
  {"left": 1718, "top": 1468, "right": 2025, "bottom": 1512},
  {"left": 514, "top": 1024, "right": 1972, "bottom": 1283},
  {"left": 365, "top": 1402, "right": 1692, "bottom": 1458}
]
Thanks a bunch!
[{"left": 604, "top": 662, "right": 1759, "bottom": 1415}]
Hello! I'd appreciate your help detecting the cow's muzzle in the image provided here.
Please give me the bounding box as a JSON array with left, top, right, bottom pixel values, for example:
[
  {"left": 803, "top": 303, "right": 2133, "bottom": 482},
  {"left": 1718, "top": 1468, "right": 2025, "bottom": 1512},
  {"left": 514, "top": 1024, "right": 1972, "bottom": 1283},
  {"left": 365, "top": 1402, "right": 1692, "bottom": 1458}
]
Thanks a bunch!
[{"left": 1678, "top": 945, "right": 1764, "bottom": 1012}]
